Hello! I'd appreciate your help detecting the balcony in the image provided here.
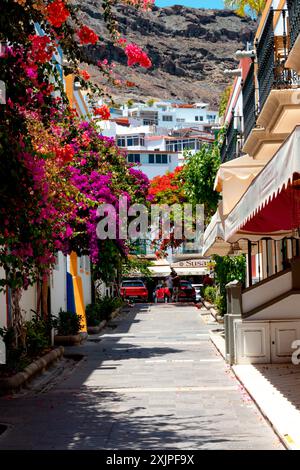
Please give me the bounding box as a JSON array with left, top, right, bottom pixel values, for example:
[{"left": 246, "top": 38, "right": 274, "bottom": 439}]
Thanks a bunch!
[
  {"left": 221, "top": 116, "right": 239, "bottom": 163},
  {"left": 288, "top": 0, "right": 300, "bottom": 50},
  {"left": 255, "top": 7, "right": 300, "bottom": 136},
  {"left": 242, "top": 62, "right": 256, "bottom": 143},
  {"left": 286, "top": 0, "right": 300, "bottom": 73}
]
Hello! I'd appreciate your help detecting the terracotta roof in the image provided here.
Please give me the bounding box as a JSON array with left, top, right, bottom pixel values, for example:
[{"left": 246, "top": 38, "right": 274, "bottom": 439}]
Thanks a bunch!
[
  {"left": 111, "top": 118, "right": 130, "bottom": 126},
  {"left": 171, "top": 103, "right": 195, "bottom": 109},
  {"left": 145, "top": 135, "right": 166, "bottom": 141}
]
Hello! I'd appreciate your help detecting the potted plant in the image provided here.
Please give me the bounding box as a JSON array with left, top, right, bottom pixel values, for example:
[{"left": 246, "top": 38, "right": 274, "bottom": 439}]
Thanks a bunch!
[{"left": 54, "top": 310, "right": 84, "bottom": 346}]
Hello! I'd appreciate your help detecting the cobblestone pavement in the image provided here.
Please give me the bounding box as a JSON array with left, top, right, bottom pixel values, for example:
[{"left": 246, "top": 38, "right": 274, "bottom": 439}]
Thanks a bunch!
[{"left": 0, "top": 303, "right": 283, "bottom": 449}]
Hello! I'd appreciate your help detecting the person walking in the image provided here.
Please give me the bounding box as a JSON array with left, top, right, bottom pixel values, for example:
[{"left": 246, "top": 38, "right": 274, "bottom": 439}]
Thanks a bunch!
[
  {"left": 172, "top": 271, "right": 181, "bottom": 302},
  {"left": 166, "top": 274, "right": 173, "bottom": 300}
]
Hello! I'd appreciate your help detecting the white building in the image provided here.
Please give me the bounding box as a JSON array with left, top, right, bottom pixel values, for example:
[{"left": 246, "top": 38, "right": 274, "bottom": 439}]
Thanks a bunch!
[{"left": 123, "top": 101, "right": 218, "bottom": 131}]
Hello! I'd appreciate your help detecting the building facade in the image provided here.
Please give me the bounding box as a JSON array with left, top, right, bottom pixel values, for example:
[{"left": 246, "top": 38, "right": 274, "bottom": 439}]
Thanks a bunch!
[{"left": 203, "top": 0, "right": 300, "bottom": 365}]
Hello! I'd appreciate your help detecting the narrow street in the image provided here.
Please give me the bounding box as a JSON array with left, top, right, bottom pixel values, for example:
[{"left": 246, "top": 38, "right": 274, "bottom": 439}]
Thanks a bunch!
[{"left": 0, "top": 304, "right": 282, "bottom": 450}]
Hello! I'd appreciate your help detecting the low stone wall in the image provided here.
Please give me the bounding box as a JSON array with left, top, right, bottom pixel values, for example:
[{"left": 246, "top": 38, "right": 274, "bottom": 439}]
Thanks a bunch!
[{"left": 0, "top": 346, "right": 64, "bottom": 394}]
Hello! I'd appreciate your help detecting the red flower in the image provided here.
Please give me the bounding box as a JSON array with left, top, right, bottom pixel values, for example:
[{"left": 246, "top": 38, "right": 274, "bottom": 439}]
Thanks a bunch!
[
  {"left": 125, "top": 43, "right": 152, "bottom": 69},
  {"left": 94, "top": 105, "right": 110, "bottom": 120},
  {"left": 29, "top": 35, "right": 54, "bottom": 63},
  {"left": 46, "top": 0, "right": 70, "bottom": 28},
  {"left": 77, "top": 26, "right": 99, "bottom": 45},
  {"left": 80, "top": 70, "right": 90, "bottom": 81},
  {"left": 53, "top": 144, "right": 75, "bottom": 164}
]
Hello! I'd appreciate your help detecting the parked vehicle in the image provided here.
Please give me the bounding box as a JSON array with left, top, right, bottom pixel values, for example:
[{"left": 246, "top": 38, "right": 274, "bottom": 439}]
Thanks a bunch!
[
  {"left": 178, "top": 280, "right": 196, "bottom": 302},
  {"left": 153, "top": 284, "right": 171, "bottom": 303},
  {"left": 192, "top": 284, "right": 203, "bottom": 303},
  {"left": 120, "top": 280, "right": 148, "bottom": 302}
]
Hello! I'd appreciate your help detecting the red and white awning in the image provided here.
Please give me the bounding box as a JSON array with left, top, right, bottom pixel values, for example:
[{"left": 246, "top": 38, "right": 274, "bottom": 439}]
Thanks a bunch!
[{"left": 225, "top": 126, "right": 300, "bottom": 241}]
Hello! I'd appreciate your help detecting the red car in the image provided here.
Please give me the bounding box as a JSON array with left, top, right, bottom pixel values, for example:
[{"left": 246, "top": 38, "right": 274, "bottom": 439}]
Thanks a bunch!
[
  {"left": 153, "top": 284, "right": 171, "bottom": 303},
  {"left": 120, "top": 280, "right": 148, "bottom": 302},
  {"left": 178, "top": 280, "right": 196, "bottom": 302}
]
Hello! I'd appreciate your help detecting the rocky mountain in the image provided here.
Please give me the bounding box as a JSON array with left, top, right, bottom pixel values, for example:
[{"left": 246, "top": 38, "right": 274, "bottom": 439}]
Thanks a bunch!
[{"left": 77, "top": 1, "right": 256, "bottom": 108}]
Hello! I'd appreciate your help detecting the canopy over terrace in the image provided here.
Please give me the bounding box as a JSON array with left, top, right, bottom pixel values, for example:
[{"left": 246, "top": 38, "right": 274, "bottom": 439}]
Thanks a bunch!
[
  {"left": 202, "top": 202, "right": 250, "bottom": 257},
  {"left": 214, "top": 155, "right": 265, "bottom": 216},
  {"left": 225, "top": 127, "right": 300, "bottom": 243}
]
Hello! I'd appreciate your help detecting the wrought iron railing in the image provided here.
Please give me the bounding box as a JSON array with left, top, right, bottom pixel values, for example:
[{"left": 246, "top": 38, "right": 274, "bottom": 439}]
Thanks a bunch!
[
  {"left": 224, "top": 117, "right": 238, "bottom": 162},
  {"left": 256, "top": 8, "right": 300, "bottom": 111},
  {"left": 257, "top": 8, "right": 275, "bottom": 110},
  {"left": 288, "top": 0, "right": 300, "bottom": 49},
  {"left": 243, "top": 62, "right": 256, "bottom": 142}
]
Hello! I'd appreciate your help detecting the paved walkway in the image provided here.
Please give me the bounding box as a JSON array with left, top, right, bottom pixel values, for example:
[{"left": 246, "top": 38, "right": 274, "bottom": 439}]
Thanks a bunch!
[{"left": 0, "top": 304, "right": 282, "bottom": 449}]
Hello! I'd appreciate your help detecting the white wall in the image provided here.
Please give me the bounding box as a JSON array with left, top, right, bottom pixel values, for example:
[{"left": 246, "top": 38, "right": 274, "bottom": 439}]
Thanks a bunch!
[
  {"left": 145, "top": 137, "right": 166, "bottom": 151},
  {"left": 50, "top": 251, "right": 67, "bottom": 317},
  {"left": 246, "top": 294, "right": 300, "bottom": 321},
  {"left": 20, "top": 284, "right": 37, "bottom": 321},
  {"left": 81, "top": 256, "right": 92, "bottom": 307},
  {"left": 242, "top": 271, "right": 292, "bottom": 314}
]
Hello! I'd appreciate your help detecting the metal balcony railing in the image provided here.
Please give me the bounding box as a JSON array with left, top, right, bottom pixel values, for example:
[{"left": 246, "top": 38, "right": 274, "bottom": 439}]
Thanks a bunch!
[
  {"left": 257, "top": 8, "right": 275, "bottom": 110},
  {"left": 257, "top": 8, "right": 300, "bottom": 111},
  {"left": 242, "top": 62, "right": 256, "bottom": 142},
  {"left": 288, "top": 0, "right": 300, "bottom": 49},
  {"left": 224, "top": 117, "right": 238, "bottom": 162}
]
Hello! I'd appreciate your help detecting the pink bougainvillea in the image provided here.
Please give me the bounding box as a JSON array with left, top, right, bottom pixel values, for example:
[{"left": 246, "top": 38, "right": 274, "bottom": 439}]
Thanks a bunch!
[{"left": 125, "top": 43, "right": 152, "bottom": 68}]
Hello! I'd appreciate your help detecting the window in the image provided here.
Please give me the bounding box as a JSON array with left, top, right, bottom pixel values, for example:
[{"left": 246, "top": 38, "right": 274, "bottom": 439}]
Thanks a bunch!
[
  {"left": 127, "top": 137, "right": 133, "bottom": 147},
  {"left": 176, "top": 118, "right": 185, "bottom": 123},
  {"left": 127, "top": 154, "right": 140, "bottom": 163},
  {"left": 162, "top": 115, "right": 173, "bottom": 122},
  {"left": 133, "top": 137, "right": 139, "bottom": 146},
  {"left": 195, "top": 116, "right": 199, "bottom": 121},
  {"left": 121, "top": 281, "right": 145, "bottom": 287},
  {"left": 148, "top": 154, "right": 168, "bottom": 164},
  {"left": 117, "top": 137, "right": 126, "bottom": 147}
]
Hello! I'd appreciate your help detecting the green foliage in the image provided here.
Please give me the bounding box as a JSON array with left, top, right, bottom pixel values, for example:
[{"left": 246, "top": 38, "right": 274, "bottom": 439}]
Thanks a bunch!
[
  {"left": 203, "top": 286, "right": 217, "bottom": 304},
  {"left": 146, "top": 99, "right": 155, "bottom": 107},
  {"left": 212, "top": 255, "right": 246, "bottom": 315},
  {"left": 86, "top": 296, "right": 123, "bottom": 325},
  {"left": 183, "top": 142, "right": 221, "bottom": 222},
  {"left": 219, "top": 86, "right": 232, "bottom": 117},
  {"left": 224, "top": 0, "right": 266, "bottom": 17},
  {"left": 54, "top": 310, "right": 82, "bottom": 336},
  {"left": 127, "top": 99, "right": 134, "bottom": 108},
  {"left": 85, "top": 304, "right": 101, "bottom": 327},
  {"left": 215, "top": 294, "right": 227, "bottom": 316},
  {"left": 0, "top": 312, "right": 52, "bottom": 370},
  {"left": 122, "top": 255, "right": 153, "bottom": 278},
  {"left": 25, "top": 313, "right": 50, "bottom": 357}
]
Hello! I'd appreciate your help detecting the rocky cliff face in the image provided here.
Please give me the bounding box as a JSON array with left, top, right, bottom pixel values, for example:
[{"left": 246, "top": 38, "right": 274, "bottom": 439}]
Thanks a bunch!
[{"left": 77, "top": 2, "right": 256, "bottom": 107}]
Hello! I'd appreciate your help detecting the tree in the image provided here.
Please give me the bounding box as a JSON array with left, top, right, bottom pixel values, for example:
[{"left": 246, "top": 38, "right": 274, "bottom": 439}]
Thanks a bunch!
[
  {"left": 0, "top": 0, "right": 153, "bottom": 351},
  {"left": 182, "top": 143, "right": 221, "bottom": 223},
  {"left": 212, "top": 254, "right": 246, "bottom": 315},
  {"left": 224, "top": 0, "right": 266, "bottom": 17},
  {"left": 219, "top": 86, "right": 232, "bottom": 117}
]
